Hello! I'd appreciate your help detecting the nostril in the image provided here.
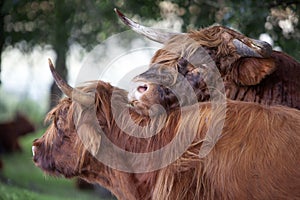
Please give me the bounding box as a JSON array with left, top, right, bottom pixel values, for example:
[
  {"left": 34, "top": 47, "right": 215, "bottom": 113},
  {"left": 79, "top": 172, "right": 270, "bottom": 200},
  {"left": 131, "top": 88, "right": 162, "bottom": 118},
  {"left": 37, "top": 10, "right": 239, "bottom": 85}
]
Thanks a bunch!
[{"left": 137, "top": 84, "right": 148, "bottom": 93}]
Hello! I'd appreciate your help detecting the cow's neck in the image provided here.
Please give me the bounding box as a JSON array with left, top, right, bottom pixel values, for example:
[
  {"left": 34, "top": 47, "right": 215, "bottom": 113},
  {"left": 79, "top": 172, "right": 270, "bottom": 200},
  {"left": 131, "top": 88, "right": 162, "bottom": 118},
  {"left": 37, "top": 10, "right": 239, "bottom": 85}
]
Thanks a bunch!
[{"left": 80, "top": 155, "right": 156, "bottom": 200}]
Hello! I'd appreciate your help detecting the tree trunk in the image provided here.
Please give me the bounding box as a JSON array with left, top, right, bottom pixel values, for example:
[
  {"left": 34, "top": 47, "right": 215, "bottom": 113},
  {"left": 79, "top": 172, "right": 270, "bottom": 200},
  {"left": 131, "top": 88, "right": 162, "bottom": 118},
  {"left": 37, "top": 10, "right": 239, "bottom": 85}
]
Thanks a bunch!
[
  {"left": 0, "top": 0, "right": 5, "bottom": 85},
  {"left": 49, "top": 0, "right": 70, "bottom": 110}
]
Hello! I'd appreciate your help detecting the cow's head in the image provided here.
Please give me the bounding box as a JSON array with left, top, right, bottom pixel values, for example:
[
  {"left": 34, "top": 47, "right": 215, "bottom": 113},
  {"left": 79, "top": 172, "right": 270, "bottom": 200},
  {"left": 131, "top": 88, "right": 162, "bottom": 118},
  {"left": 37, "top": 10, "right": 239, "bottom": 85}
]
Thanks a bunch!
[
  {"left": 128, "top": 60, "right": 205, "bottom": 114},
  {"left": 32, "top": 60, "right": 105, "bottom": 179},
  {"left": 116, "top": 9, "right": 275, "bottom": 112},
  {"left": 32, "top": 98, "right": 81, "bottom": 177}
]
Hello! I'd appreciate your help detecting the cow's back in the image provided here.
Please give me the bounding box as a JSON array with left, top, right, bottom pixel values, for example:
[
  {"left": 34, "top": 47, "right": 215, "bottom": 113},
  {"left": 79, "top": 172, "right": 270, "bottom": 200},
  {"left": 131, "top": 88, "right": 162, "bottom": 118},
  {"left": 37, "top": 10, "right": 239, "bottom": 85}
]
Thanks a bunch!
[{"left": 204, "top": 102, "right": 300, "bottom": 199}]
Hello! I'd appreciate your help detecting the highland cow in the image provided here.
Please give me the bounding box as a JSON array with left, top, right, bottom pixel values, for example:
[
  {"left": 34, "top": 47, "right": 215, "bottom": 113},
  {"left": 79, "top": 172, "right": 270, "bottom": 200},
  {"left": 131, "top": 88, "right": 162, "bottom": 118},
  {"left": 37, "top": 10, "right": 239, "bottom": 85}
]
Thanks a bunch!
[
  {"left": 115, "top": 9, "right": 300, "bottom": 112},
  {"left": 32, "top": 60, "right": 300, "bottom": 200}
]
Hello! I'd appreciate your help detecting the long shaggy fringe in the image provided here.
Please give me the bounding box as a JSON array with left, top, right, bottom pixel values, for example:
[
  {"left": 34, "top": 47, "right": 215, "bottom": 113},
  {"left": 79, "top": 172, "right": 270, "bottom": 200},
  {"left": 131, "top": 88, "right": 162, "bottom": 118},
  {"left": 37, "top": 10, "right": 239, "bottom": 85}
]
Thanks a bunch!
[{"left": 150, "top": 26, "right": 239, "bottom": 72}]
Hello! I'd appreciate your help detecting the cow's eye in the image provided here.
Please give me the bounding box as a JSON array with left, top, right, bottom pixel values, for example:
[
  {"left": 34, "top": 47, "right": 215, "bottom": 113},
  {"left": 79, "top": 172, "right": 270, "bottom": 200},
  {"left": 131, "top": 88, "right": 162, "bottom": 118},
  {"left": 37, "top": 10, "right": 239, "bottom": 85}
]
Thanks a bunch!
[
  {"left": 177, "top": 58, "right": 188, "bottom": 75},
  {"left": 63, "top": 135, "right": 70, "bottom": 141}
]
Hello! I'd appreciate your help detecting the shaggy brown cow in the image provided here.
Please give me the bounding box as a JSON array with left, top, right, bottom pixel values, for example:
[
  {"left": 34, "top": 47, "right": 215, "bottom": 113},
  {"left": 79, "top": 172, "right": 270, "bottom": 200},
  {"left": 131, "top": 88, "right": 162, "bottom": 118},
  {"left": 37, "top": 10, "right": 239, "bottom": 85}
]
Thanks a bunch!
[
  {"left": 0, "top": 113, "right": 35, "bottom": 153},
  {"left": 115, "top": 10, "right": 300, "bottom": 112},
  {"left": 32, "top": 60, "right": 300, "bottom": 200}
]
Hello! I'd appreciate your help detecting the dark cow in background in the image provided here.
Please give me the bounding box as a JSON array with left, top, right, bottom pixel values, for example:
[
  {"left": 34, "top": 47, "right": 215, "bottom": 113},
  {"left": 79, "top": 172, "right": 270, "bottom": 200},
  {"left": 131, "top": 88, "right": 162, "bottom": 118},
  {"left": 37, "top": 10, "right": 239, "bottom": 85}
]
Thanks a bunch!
[
  {"left": 0, "top": 113, "right": 35, "bottom": 153},
  {"left": 115, "top": 10, "right": 300, "bottom": 113},
  {"left": 32, "top": 60, "right": 300, "bottom": 200}
]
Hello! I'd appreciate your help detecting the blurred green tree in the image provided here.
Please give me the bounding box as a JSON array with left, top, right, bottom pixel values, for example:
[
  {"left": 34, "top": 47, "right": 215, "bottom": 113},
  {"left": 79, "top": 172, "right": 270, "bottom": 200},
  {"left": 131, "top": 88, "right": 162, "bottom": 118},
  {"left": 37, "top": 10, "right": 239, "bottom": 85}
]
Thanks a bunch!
[
  {"left": 172, "top": 0, "right": 299, "bottom": 59},
  {"left": 1, "top": 0, "right": 75, "bottom": 108},
  {"left": 0, "top": 0, "right": 168, "bottom": 109},
  {"left": 1, "top": 0, "right": 299, "bottom": 110}
]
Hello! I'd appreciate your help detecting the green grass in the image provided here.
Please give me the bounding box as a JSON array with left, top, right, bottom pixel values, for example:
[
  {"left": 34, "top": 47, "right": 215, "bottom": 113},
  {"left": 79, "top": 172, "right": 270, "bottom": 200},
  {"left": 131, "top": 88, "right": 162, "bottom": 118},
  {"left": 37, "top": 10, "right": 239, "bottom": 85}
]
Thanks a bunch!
[
  {"left": 0, "top": 130, "right": 114, "bottom": 200},
  {"left": 0, "top": 183, "right": 72, "bottom": 200}
]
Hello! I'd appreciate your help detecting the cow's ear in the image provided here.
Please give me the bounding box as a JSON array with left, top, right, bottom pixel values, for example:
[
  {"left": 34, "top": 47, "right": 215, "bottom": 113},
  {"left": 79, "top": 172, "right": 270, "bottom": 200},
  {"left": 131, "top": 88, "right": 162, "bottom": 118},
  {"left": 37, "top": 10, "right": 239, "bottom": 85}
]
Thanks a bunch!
[
  {"left": 73, "top": 103, "right": 101, "bottom": 157},
  {"left": 232, "top": 57, "right": 276, "bottom": 86},
  {"left": 77, "top": 123, "right": 101, "bottom": 157}
]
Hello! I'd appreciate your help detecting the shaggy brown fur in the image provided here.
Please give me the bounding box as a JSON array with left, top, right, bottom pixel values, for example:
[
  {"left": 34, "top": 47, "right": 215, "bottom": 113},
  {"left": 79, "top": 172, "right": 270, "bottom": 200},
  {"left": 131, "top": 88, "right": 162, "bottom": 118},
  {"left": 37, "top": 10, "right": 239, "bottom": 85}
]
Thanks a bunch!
[
  {"left": 0, "top": 113, "right": 35, "bottom": 153},
  {"left": 130, "top": 26, "right": 300, "bottom": 113},
  {"left": 33, "top": 81, "right": 300, "bottom": 200}
]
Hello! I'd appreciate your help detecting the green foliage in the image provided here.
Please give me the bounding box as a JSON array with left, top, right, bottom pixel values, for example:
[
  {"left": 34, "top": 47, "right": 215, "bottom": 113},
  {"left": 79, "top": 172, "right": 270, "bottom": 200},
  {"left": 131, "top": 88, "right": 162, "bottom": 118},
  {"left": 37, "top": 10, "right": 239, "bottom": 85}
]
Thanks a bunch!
[
  {"left": 225, "top": 0, "right": 299, "bottom": 59},
  {"left": 2, "top": 0, "right": 127, "bottom": 50},
  {"left": 0, "top": 184, "right": 37, "bottom": 200},
  {"left": 170, "top": 0, "right": 299, "bottom": 60},
  {"left": 0, "top": 183, "right": 69, "bottom": 200},
  {"left": 2, "top": 0, "right": 299, "bottom": 56}
]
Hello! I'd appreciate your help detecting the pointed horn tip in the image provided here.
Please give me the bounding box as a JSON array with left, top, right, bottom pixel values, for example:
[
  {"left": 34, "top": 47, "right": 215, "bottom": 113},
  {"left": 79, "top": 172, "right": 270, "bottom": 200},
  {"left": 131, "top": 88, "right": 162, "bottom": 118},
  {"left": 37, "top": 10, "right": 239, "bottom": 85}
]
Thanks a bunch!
[
  {"left": 114, "top": 8, "right": 125, "bottom": 19},
  {"left": 114, "top": 8, "right": 134, "bottom": 27},
  {"left": 114, "top": 9, "right": 178, "bottom": 44},
  {"left": 114, "top": 8, "right": 122, "bottom": 16},
  {"left": 48, "top": 58, "right": 55, "bottom": 70},
  {"left": 46, "top": 58, "right": 94, "bottom": 106}
]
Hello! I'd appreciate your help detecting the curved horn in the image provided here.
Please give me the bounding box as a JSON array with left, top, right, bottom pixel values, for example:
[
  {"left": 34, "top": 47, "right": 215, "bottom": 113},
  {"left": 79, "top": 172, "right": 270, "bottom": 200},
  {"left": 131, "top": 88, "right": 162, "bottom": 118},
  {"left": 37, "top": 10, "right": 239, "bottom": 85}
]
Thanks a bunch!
[
  {"left": 233, "top": 38, "right": 272, "bottom": 58},
  {"left": 114, "top": 8, "right": 179, "bottom": 43},
  {"left": 48, "top": 59, "right": 94, "bottom": 106}
]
